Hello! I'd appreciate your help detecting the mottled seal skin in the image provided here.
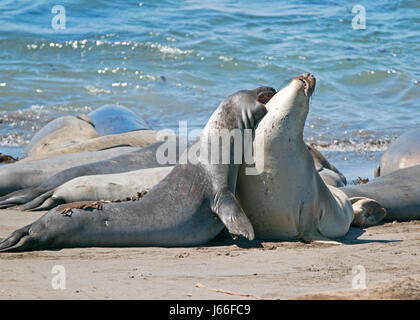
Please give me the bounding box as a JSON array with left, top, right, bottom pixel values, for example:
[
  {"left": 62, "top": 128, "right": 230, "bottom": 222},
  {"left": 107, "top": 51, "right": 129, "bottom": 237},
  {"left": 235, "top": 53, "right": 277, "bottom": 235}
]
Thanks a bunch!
[
  {"left": 88, "top": 105, "right": 150, "bottom": 136},
  {"left": 341, "top": 164, "right": 420, "bottom": 222},
  {"left": 0, "top": 146, "right": 137, "bottom": 200},
  {"left": 0, "top": 86, "right": 276, "bottom": 252},
  {"left": 0, "top": 141, "right": 176, "bottom": 209},
  {"left": 375, "top": 128, "right": 420, "bottom": 177},
  {"left": 237, "top": 74, "right": 357, "bottom": 242},
  {"left": 24, "top": 115, "right": 99, "bottom": 158},
  {"left": 22, "top": 166, "right": 174, "bottom": 211}
]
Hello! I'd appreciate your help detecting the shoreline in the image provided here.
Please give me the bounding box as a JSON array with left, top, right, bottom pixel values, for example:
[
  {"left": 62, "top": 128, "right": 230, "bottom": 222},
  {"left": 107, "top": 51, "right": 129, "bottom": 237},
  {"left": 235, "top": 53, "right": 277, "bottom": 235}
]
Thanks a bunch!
[{"left": 0, "top": 208, "right": 419, "bottom": 299}]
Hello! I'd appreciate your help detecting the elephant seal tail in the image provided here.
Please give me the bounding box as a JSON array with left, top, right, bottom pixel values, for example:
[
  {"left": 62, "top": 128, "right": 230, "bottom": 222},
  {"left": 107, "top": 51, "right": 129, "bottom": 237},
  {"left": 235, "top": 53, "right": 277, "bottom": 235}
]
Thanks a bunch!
[
  {"left": 0, "top": 188, "right": 41, "bottom": 208},
  {"left": 0, "top": 224, "right": 35, "bottom": 252}
]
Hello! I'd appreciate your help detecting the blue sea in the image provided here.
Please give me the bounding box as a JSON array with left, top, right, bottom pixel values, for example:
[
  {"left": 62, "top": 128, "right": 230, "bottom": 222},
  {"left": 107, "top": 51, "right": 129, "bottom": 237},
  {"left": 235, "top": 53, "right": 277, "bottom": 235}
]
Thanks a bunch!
[{"left": 0, "top": 0, "right": 419, "bottom": 180}]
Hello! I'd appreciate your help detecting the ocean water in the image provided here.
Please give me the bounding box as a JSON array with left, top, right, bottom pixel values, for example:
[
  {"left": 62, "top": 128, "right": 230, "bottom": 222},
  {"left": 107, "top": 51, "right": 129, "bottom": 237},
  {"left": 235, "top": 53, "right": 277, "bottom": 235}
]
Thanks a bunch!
[{"left": 0, "top": 0, "right": 419, "bottom": 180}]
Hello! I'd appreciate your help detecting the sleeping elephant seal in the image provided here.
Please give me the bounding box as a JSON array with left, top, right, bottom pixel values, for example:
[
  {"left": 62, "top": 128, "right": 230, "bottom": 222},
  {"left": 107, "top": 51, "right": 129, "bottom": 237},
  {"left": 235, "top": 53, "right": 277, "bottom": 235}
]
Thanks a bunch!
[
  {"left": 19, "top": 130, "right": 167, "bottom": 163},
  {"left": 88, "top": 105, "right": 150, "bottom": 136},
  {"left": 0, "top": 146, "right": 138, "bottom": 199},
  {"left": 0, "top": 86, "right": 276, "bottom": 252},
  {"left": 22, "top": 166, "right": 174, "bottom": 211},
  {"left": 341, "top": 164, "right": 420, "bottom": 222},
  {"left": 24, "top": 115, "right": 99, "bottom": 158},
  {"left": 20, "top": 145, "right": 347, "bottom": 211},
  {"left": 375, "top": 128, "right": 420, "bottom": 177},
  {"left": 22, "top": 144, "right": 347, "bottom": 211},
  {"left": 237, "top": 73, "right": 383, "bottom": 243},
  {"left": 0, "top": 140, "right": 178, "bottom": 208}
]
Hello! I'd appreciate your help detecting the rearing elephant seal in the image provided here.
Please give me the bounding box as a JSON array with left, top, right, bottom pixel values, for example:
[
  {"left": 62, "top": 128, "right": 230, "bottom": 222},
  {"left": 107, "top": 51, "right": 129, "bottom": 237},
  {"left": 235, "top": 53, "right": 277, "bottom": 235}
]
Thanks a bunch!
[
  {"left": 0, "top": 86, "right": 276, "bottom": 252},
  {"left": 375, "top": 128, "right": 420, "bottom": 177},
  {"left": 236, "top": 73, "right": 383, "bottom": 242}
]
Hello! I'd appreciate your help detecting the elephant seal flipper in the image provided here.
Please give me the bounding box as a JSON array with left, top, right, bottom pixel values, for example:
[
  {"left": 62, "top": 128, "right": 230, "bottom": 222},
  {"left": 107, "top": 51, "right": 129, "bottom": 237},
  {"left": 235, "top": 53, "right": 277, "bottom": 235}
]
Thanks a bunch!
[
  {"left": 0, "top": 86, "right": 276, "bottom": 252},
  {"left": 349, "top": 197, "right": 387, "bottom": 227},
  {"left": 212, "top": 188, "right": 254, "bottom": 240}
]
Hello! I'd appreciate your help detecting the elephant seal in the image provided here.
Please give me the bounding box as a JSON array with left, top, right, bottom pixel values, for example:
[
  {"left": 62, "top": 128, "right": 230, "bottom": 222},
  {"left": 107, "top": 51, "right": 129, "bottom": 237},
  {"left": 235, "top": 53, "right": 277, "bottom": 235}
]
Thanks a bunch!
[
  {"left": 375, "top": 128, "right": 420, "bottom": 177},
  {"left": 88, "top": 105, "right": 150, "bottom": 136},
  {"left": 20, "top": 130, "right": 166, "bottom": 163},
  {"left": 24, "top": 115, "right": 99, "bottom": 158},
  {"left": 0, "top": 86, "right": 276, "bottom": 252},
  {"left": 236, "top": 73, "right": 382, "bottom": 242},
  {"left": 20, "top": 146, "right": 346, "bottom": 210},
  {"left": 22, "top": 166, "right": 174, "bottom": 211},
  {"left": 0, "top": 146, "right": 137, "bottom": 199},
  {"left": 307, "top": 145, "right": 347, "bottom": 187},
  {"left": 0, "top": 140, "right": 177, "bottom": 208},
  {"left": 341, "top": 164, "right": 420, "bottom": 222}
]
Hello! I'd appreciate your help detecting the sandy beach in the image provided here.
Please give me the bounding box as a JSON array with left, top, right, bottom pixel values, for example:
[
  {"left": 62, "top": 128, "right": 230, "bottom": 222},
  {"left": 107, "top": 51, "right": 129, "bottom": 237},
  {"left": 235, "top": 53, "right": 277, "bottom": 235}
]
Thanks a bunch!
[{"left": 0, "top": 208, "right": 418, "bottom": 300}]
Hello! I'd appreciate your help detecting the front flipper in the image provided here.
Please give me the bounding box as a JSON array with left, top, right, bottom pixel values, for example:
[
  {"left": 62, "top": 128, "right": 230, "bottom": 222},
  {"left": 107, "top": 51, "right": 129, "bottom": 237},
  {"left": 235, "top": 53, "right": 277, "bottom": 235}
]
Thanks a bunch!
[
  {"left": 350, "top": 197, "right": 386, "bottom": 227},
  {"left": 212, "top": 189, "right": 254, "bottom": 240}
]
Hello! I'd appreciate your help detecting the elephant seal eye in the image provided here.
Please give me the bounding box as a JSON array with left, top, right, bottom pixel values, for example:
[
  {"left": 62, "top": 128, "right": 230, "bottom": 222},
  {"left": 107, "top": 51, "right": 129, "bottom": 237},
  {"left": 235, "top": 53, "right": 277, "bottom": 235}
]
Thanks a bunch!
[{"left": 257, "top": 90, "right": 276, "bottom": 105}]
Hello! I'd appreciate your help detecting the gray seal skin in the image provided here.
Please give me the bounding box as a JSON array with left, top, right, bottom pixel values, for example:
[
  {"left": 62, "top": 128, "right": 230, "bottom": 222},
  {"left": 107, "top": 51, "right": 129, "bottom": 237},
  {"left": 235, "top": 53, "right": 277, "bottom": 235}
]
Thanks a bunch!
[
  {"left": 341, "top": 164, "right": 420, "bottom": 222},
  {"left": 0, "top": 86, "right": 276, "bottom": 252},
  {"left": 0, "top": 141, "right": 177, "bottom": 209},
  {"left": 375, "top": 128, "right": 420, "bottom": 177},
  {"left": 24, "top": 115, "right": 99, "bottom": 158},
  {"left": 88, "top": 105, "right": 150, "bottom": 136},
  {"left": 0, "top": 146, "right": 137, "bottom": 199}
]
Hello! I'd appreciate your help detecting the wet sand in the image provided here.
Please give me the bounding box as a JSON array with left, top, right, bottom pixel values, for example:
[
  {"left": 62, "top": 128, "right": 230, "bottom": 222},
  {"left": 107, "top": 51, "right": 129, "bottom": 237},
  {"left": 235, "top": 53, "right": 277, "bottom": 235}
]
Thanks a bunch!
[{"left": 0, "top": 208, "right": 419, "bottom": 300}]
